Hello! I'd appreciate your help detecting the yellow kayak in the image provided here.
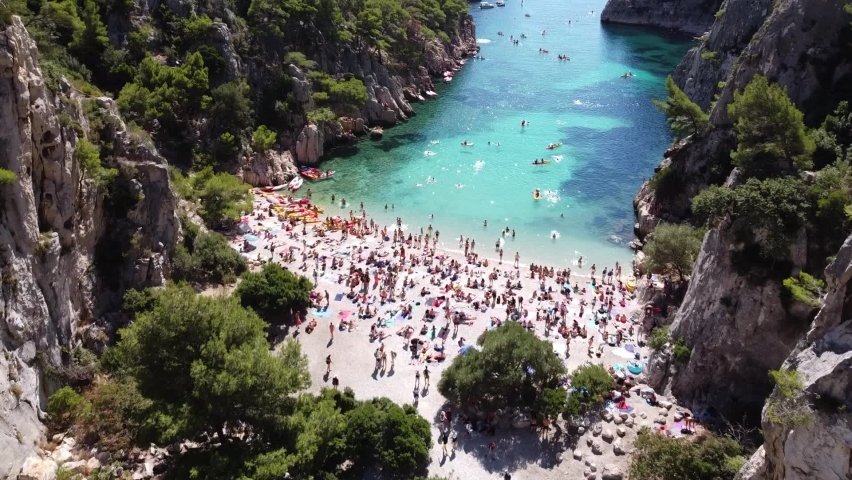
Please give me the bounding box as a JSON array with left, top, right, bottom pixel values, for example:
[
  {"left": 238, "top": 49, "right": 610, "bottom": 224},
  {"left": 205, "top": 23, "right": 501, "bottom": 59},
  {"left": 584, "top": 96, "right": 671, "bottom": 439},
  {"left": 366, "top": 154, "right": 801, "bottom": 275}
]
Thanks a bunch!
[{"left": 626, "top": 280, "right": 636, "bottom": 293}]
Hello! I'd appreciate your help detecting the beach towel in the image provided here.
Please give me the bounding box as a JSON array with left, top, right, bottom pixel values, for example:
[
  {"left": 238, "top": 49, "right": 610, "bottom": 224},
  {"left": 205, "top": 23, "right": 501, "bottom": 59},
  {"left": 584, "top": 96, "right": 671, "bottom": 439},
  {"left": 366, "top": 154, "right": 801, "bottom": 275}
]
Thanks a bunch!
[
  {"left": 334, "top": 293, "right": 345, "bottom": 301},
  {"left": 312, "top": 308, "right": 333, "bottom": 318},
  {"left": 618, "top": 405, "right": 634, "bottom": 413},
  {"left": 611, "top": 347, "right": 635, "bottom": 359},
  {"left": 624, "top": 344, "right": 636, "bottom": 353}
]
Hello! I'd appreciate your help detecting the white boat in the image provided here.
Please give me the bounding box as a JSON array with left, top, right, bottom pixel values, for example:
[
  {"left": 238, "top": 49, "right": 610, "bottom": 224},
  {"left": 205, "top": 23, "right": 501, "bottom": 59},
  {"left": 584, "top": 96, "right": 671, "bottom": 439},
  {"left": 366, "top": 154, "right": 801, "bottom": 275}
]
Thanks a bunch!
[
  {"left": 288, "top": 176, "right": 303, "bottom": 191},
  {"left": 496, "top": 0, "right": 505, "bottom": 6},
  {"left": 480, "top": 1, "right": 495, "bottom": 8}
]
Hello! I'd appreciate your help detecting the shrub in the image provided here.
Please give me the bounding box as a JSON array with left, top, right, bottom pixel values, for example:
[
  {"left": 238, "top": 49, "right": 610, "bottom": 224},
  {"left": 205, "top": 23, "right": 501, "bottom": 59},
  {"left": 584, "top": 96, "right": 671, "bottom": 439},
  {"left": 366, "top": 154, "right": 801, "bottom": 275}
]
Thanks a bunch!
[
  {"left": 189, "top": 167, "right": 252, "bottom": 227},
  {"left": 81, "top": 379, "right": 152, "bottom": 451},
  {"left": 306, "top": 107, "right": 339, "bottom": 127},
  {"left": 649, "top": 166, "right": 682, "bottom": 201},
  {"left": 172, "top": 231, "right": 246, "bottom": 284},
  {"left": 714, "top": 8, "right": 725, "bottom": 18},
  {"left": 630, "top": 428, "right": 745, "bottom": 480},
  {"left": 0, "top": 168, "right": 16, "bottom": 184},
  {"left": 47, "top": 386, "right": 89, "bottom": 432},
  {"left": 653, "top": 75, "right": 709, "bottom": 140},
  {"left": 701, "top": 50, "right": 720, "bottom": 62},
  {"left": 567, "top": 363, "right": 615, "bottom": 414},
  {"left": 75, "top": 139, "right": 117, "bottom": 188},
  {"left": 648, "top": 326, "right": 670, "bottom": 351},
  {"left": 766, "top": 369, "right": 813, "bottom": 427},
  {"left": 672, "top": 339, "right": 691, "bottom": 363},
  {"left": 782, "top": 272, "right": 825, "bottom": 307},
  {"left": 251, "top": 125, "right": 277, "bottom": 152},
  {"left": 283, "top": 51, "right": 318, "bottom": 71}
]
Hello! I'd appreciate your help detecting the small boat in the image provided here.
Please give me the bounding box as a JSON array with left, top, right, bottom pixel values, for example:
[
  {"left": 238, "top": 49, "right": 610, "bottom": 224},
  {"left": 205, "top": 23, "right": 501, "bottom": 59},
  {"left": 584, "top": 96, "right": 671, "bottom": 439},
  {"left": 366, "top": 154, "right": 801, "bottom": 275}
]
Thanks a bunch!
[
  {"left": 546, "top": 143, "right": 563, "bottom": 150},
  {"left": 524, "top": 13, "right": 530, "bottom": 17},
  {"left": 531, "top": 160, "right": 551, "bottom": 165},
  {"left": 461, "top": 142, "right": 475, "bottom": 146},
  {"left": 300, "top": 168, "right": 336, "bottom": 181},
  {"left": 480, "top": 1, "right": 495, "bottom": 8},
  {"left": 288, "top": 176, "right": 303, "bottom": 191},
  {"left": 496, "top": 0, "right": 505, "bottom": 5},
  {"left": 261, "top": 184, "right": 289, "bottom": 192},
  {"left": 621, "top": 72, "right": 635, "bottom": 78},
  {"left": 533, "top": 189, "right": 541, "bottom": 200}
]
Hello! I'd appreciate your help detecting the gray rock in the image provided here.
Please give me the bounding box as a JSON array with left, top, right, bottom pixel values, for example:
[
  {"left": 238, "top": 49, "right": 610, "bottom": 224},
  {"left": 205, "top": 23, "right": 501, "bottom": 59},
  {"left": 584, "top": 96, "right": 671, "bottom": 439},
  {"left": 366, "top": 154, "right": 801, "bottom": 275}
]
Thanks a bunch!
[
  {"left": 616, "top": 426, "right": 626, "bottom": 437},
  {"left": 613, "top": 438, "right": 625, "bottom": 455},
  {"left": 238, "top": 149, "right": 298, "bottom": 187},
  {"left": 592, "top": 424, "right": 602, "bottom": 436},
  {"left": 653, "top": 416, "right": 666, "bottom": 425},
  {"left": 573, "top": 450, "right": 583, "bottom": 460},
  {"left": 624, "top": 417, "right": 634, "bottom": 428},
  {"left": 577, "top": 426, "right": 586, "bottom": 435},
  {"left": 602, "top": 429, "right": 614, "bottom": 442},
  {"left": 613, "top": 415, "right": 624, "bottom": 425},
  {"left": 591, "top": 441, "right": 603, "bottom": 455},
  {"left": 602, "top": 464, "right": 625, "bottom": 480},
  {"left": 600, "top": 0, "right": 721, "bottom": 35},
  {"left": 295, "top": 124, "right": 325, "bottom": 165},
  {"left": 602, "top": 411, "right": 614, "bottom": 422}
]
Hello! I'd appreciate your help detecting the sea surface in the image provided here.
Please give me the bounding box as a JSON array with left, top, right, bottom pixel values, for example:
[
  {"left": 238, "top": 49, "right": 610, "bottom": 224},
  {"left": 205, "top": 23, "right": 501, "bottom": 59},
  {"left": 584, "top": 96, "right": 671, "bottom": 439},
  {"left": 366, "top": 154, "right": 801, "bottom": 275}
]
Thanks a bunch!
[{"left": 306, "top": 0, "right": 691, "bottom": 268}]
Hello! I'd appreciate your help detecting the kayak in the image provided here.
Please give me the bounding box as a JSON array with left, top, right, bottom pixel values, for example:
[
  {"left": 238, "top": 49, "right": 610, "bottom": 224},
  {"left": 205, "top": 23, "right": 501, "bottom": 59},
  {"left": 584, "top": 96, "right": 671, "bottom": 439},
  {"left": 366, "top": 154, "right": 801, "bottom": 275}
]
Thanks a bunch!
[
  {"left": 531, "top": 160, "right": 551, "bottom": 165},
  {"left": 533, "top": 190, "right": 541, "bottom": 200},
  {"left": 546, "top": 143, "right": 563, "bottom": 150},
  {"left": 288, "top": 176, "right": 303, "bottom": 191},
  {"left": 261, "top": 184, "right": 289, "bottom": 192},
  {"left": 461, "top": 142, "right": 474, "bottom": 146}
]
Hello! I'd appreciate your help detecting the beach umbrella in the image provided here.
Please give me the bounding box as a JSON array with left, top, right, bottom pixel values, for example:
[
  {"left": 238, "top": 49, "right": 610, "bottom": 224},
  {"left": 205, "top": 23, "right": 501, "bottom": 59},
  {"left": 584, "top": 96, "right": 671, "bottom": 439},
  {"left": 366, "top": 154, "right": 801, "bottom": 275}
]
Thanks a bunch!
[
  {"left": 459, "top": 344, "right": 476, "bottom": 355},
  {"left": 245, "top": 234, "right": 259, "bottom": 242}
]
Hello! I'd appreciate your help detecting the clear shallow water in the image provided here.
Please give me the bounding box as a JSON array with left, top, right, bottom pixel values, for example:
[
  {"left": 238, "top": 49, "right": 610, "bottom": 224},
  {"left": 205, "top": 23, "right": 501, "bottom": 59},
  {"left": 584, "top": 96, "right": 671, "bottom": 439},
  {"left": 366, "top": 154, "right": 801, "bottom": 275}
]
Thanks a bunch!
[{"left": 307, "top": 0, "right": 691, "bottom": 268}]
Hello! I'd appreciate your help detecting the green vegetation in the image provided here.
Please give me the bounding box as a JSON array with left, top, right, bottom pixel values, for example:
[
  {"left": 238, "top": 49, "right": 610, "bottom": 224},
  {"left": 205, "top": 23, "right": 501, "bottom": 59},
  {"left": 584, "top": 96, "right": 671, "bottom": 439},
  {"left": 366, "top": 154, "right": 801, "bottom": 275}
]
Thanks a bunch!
[
  {"left": 52, "top": 285, "right": 433, "bottom": 478},
  {"left": 630, "top": 428, "right": 747, "bottom": 480},
  {"left": 538, "top": 387, "right": 568, "bottom": 420},
  {"left": 728, "top": 75, "right": 815, "bottom": 179},
  {"left": 251, "top": 125, "right": 277, "bottom": 152},
  {"left": 647, "top": 326, "right": 670, "bottom": 352},
  {"left": 648, "top": 166, "right": 682, "bottom": 201},
  {"left": 653, "top": 76, "right": 710, "bottom": 141},
  {"left": 236, "top": 263, "right": 313, "bottom": 324},
  {"left": 173, "top": 167, "right": 251, "bottom": 227},
  {"left": 766, "top": 369, "right": 813, "bottom": 427},
  {"left": 0, "top": 168, "right": 16, "bottom": 184},
  {"left": 701, "top": 50, "right": 720, "bottom": 63},
  {"left": 692, "top": 177, "right": 810, "bottom": 259},
  {"left": 75, "top": 138, "right": 117, "bottom": 189},
  {"left": 672, "top": 339, "right": 691, "bottom": 363},
  {"left": 172, "top": 230, "right": 246, "bottom": 284},
  {"left": 306, "top": 107, "right": 340, "bottom": 127},
  {"left": 783, "top": 272, "right": 825, "bottom": 307},
  {"left": 642, "top": 223, "right": 702, "bottom": 279},
  {"left": 563, "top": 363, "right": 615, "bottom": 418},
  {"left": 715, "top": 8, "right": 726, "bottom": 18},
  {"left": 438, "top": 322, "right": 566, "bottom": 411}
]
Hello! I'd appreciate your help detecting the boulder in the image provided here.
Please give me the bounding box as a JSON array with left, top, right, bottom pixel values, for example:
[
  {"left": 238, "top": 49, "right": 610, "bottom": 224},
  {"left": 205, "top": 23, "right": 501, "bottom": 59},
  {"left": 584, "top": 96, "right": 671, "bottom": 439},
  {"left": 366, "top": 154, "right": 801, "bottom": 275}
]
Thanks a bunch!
[
  {"left": 573, "top": 450, "right": 583, "bottom": 461},
  {"left": 295, "top": 124, "right": 324, "bottom": 165},
  {"left": 601, "top": 464, "right": 625, "bottom": 480},
  {"left": 511, "top": 414, "right": 531, "bottom": 429},
  {"left": 18, "top": 456, "right": 58, "bottom": 480},
  {"left": 602, "top": 411, "right": 614, "bottom": 422},
  {"left": 658, "top": 400, "right": 673, "bottom": 410},
  {"left": 616, "top": 426, "right": 626, "bottom": 437},
  {"left": 613, "top": 438, "right": 625, "bottom": 455},
  {"left": 592, "top": 424, "right": 602, "bottom": 436},
  {"left": 591, "top": 441, "right": 603, "bottom": 455},
  {"left": 653, "top": 416, "right": 666, "bottom": 425},
  {"left": 624, "top": 417, "right": 634, "bottom": 428},
  {"left": 238, "top": 149, "right": 298, "bottom": 187},
  {"left": 613, "top": 416, "right": 624, "bottom": 425},
  {"left": 601, "top": 429, "right": 614, "bottom": 442}
]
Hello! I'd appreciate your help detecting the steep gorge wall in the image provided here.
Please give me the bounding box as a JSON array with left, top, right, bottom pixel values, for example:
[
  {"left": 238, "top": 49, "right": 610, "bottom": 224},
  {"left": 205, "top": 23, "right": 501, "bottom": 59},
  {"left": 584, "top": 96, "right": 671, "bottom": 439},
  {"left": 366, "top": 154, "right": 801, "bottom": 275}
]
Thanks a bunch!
[
  {"left": 601, "top": 0, "right": 723, "bottom": 35},
  {"left": 0, "top": 17, "right": 180, "bottom": 476}
]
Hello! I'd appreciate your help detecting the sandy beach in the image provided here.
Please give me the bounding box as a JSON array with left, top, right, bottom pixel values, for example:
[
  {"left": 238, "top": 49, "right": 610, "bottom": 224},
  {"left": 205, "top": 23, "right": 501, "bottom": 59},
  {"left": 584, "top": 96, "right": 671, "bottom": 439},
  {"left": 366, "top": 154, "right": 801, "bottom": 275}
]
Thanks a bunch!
[{"left": 231, "top": 189, "right": 689, "bottom": 479}]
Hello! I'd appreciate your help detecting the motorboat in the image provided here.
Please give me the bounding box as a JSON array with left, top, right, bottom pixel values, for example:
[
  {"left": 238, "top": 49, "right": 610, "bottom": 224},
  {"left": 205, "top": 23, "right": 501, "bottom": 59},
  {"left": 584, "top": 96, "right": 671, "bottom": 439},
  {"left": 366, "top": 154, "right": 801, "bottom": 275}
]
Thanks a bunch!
[
  {"left": 480, "top": 1, "right": 495, "bottom": 8},
  {"left": 496, "top": 0, "right": 505, "bottom": 5}
]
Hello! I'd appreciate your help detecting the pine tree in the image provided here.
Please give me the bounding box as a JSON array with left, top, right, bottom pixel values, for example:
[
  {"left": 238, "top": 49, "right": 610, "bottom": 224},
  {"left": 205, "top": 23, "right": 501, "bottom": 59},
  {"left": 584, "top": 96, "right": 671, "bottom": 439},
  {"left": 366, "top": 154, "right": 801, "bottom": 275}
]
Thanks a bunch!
[{"left": 653, "top": 76, "right": 710, "bottom": 141}]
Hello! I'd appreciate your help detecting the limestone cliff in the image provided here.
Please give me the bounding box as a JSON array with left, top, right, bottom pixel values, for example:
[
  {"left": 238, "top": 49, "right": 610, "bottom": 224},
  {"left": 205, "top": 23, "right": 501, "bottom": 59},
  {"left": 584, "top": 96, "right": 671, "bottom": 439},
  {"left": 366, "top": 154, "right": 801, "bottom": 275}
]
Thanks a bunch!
[
  {"left": 737, "top": 235, "right": 852, "bottom": 480},
  {"left": 600, "top": 0, "right": 723, "bottom": 35},
  {"left": 0, "top": 17, "right": 180, "bottom": 476}
]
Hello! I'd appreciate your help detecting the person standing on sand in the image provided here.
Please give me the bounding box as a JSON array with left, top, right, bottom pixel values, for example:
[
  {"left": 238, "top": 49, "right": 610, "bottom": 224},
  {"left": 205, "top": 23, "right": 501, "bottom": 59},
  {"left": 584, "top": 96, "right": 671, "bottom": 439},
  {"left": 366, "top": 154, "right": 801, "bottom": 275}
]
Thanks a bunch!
[
  {"left": 499, "top": 248, "right": 504, "bottom": 264},
  {"left": 329, "top": 321, "right": 334, "bottom": 340},
  {"left": 514, "top": 252, "right": 520, "bottom": 269},
  {"left": 326, "top": 355, "right": 332, "bottom": 373},
  {"left": 423, "top": 366, "right": 430, "bottom": 388},
  {"left": 414, "top": 369, "right": 421, "bottom": 390}
]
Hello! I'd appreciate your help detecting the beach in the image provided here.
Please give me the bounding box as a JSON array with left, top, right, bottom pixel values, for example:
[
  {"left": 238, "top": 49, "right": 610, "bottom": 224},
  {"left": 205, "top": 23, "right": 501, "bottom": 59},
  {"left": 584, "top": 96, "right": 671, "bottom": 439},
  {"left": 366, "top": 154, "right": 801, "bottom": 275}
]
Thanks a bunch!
[{"left": 229, "top": 189, "right": 694, "bottom": 479}]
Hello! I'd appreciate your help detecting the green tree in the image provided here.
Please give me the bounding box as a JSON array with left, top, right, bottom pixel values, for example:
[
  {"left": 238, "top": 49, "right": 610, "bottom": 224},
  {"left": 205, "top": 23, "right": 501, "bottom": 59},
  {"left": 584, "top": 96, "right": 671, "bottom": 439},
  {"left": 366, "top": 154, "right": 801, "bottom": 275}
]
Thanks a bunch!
[
  {"left": 728, "top": 75, "right": 815, "bottom": 179},
  {"left": 329, "top": 78, "right": 368, "bottom": 108},
  {"left": 812, "top": 101, "right": 852, "bottom": 168},
  {"left": 0, "top": 168, "right": 17, "bottom": 184},
  {"left": 81, "top": 379, "right": 152, "bottom": 451},
  {"left": 766, "top": 369, "right": 813, "bottom": 427},
  {"left": 438, "top": 322, "right": 566, "bottom": 411},
  {"left": 782, "top": 272, "right": 825, "bottom": 307},
  {"left": 210, "top": 81, "right": 254, "bottom": 137},
  {"left": 252, "top": 125, "right": 277, "bottom": 152},
  {"left": 692, "top": 177, "right": 811, "bottom": 259},
  {"left": 75, "top": 138, "right": 117, "bottom": 188},
  {"left": 538, "top": 387, "right": 567, "bottom": 420},
  {"left": 236, "top": 263, "right": 313, "bottom": 324},
  {"left": 47, "top": 386, "right": 89, "bottom": 432},
  {"left": 306, "top": 107, "right": 338, "bottom": 127},
  {"left": 69, "top": 0, "right": 109, "bottom": 63},
  {"left": 107, "top": 284, "right": 312, "bottom": 441},
  {"left": 189, "top": 167, "right": 252, "bottom": 227},
  {"left": 653, "top": 75, "right": 710, "bottom": 141},
  {"left": 356, "top": 0, "right": 410, "bottom": 52},
  {"left": 171, "top": 231, "right": 246, "bottom": 284},
  {"left": 630, "top": 428, "right": 746, "bottom": 480},
  {"left": 643, "top": 223, "right": 702, "bottom": 279}
]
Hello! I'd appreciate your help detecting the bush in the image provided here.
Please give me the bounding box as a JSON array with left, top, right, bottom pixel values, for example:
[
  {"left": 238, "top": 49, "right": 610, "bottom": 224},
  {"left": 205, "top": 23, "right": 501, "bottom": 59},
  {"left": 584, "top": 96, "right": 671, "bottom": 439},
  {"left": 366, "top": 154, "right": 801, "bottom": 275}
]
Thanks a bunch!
[
  {"left": 0, "top": 168, "right": 17, "bottom": 184},
  {"left": 306, "top": 107, "right": 339, "bottom": 127},
  {"left": 782, "top": 272, "right": 825, "bottom": 307},
  {"left": 672, "top": 339, "right": 691, "bottom": 363},
  {"left": 81, "top": 379, "right": 152, "bottom": 451},
  {"left": 236, "top": 263, "right": 313, "bottom": 324},
  {"left": 538, "top": 387, "right": 568, "bottom": 420},
  {"left": 47, "top": 386, "right": 89, "bottom": 432},
  {"left": 565, "top": 363, "right": 615, "bottom": 415},
  {"left": 649, "top": 166, "right": 682, "bottom": 201},
  {"left": 329, "top": 78, "right": 368, "bottom": 108},
  {"left": 75, "top": 139, "right": 117, "bottom": 188},
  {"left": 714, "top": 8, "right": 726, "bottom": 18},
  {"left": 630, "top": 428, "right": 746, "bottom": 480},
  {"left": 653, "top": 76, "right": 709, "bottom": 140},
  {"left": 251, "top": 125, "right": 277, "bottom": 152},
  {"left": 647, "top": 326, "right": 670, "bottom": 351},
  {"left": 438, "top": 323, "right": 566, "bottom": 411},
  {"left": 701, "top": 50, "right": 720, "bottom": 62},
  {"left": 766, "top": 369, "right": 813, "bottom": 427}
]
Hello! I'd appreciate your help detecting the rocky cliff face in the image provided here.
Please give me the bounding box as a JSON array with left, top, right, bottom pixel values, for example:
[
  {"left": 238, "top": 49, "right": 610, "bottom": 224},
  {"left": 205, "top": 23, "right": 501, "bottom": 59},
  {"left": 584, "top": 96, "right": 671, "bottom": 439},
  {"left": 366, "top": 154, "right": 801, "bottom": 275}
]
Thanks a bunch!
[
  {"left": 0, "top": 17, "right": 180, "bottom": 476},
  {"left": 600, "top": 0, "right": 723, "bottom": 35}
]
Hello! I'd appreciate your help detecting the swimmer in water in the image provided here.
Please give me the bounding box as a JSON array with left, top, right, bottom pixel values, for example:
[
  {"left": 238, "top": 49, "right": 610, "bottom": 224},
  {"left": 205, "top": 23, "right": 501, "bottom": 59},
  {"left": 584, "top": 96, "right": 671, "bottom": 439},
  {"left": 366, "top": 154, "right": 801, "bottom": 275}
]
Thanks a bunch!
[{"left": 484, "top": 220, "right": 488, "bottom": 227}]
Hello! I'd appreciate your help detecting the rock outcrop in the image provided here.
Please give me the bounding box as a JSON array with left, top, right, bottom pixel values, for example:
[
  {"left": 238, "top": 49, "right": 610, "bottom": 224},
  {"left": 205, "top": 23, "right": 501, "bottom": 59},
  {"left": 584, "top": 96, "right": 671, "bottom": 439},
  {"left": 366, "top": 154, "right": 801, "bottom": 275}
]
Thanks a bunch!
[
  {"left": 238, "top": 149, "right": 298, "bottom": 187},
  {"left": 1, "top": 17, "right": 180, "bottom": 476},
  {"left": 600, "top": 0, "right": 723, "bottom": 36},
  {"left": 295, "top": 124, "right": 325, "bottom": 166}
]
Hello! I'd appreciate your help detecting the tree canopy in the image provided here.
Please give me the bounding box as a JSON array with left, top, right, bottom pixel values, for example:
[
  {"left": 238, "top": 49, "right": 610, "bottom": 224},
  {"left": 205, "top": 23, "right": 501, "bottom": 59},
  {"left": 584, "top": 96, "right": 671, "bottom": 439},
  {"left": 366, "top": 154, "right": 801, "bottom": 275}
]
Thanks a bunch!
[
  {"left": 630, "top": 428, "right": 746, "bottom": 480},
  {"left": 653, "top": 75, "right": 710, "bottom": 141},
  {"left": 643, "top": 223, "right": 703, "bottom": 279},
  {"left": 728, "top": 75, "right": 814, "bottom": 179},
  {"left": 236, "top": 263, "right": 313, "bottom": 324},
  {"left": 438, "top": 322, "right": 566, "bottom": 411},
  {"left": 563, "top": 363, "right": 615, "bottom": 418},
  {"left": 183, "top": 167, "right": 252, "bottom": 227}
]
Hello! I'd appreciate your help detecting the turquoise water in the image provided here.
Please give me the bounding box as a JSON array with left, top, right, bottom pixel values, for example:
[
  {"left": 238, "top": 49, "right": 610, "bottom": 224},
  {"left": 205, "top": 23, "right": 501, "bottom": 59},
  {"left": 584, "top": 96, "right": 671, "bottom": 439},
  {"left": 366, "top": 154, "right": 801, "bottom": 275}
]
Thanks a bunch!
[{"left": 307, "top": 0, "right": 691, "bottom": 267}]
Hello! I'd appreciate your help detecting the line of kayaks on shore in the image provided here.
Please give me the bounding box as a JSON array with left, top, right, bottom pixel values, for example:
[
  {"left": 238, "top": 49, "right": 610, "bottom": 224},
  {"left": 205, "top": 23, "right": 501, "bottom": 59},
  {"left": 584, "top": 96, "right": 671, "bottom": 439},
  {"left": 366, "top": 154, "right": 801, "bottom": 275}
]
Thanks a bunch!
[{"left": 255, "top": 168, "right": 336, "bottom": 193}]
